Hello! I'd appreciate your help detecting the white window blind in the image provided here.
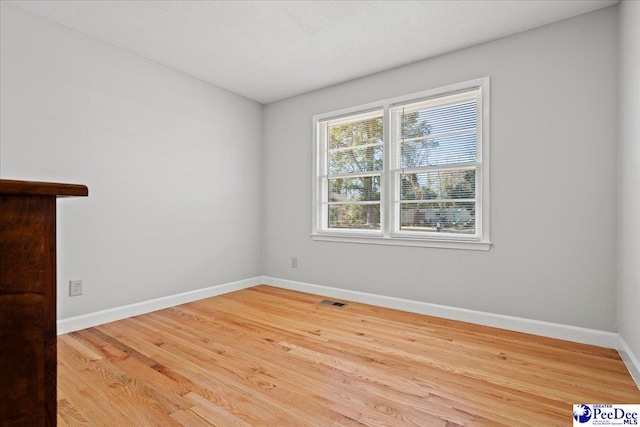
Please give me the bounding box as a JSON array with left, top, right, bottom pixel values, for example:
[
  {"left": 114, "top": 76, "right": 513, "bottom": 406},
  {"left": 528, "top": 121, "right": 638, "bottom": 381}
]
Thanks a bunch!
[{"left": 390, "top": 89, "right": 482, "bottom": 238}]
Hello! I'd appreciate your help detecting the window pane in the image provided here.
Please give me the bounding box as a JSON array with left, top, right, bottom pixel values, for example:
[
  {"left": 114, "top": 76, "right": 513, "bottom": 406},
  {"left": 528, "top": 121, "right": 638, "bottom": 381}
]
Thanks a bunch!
[
  {"left": 401, "top": 100, "right": 477, "bottom": 138},
  {"left": 329, "top": 145, "right": 383, "bottom": 175},
  {"left": 400, "top": 202, "right": 475, "bottom": 234},
  {"left": 401, "top": 169, "right": 475, "bottom": 201},
  {"left": 329, "top": 116, "right": 383, "bottom": 150},
  {"left": 329, "top": 204, "right": 380, "bottom": 229},
  {"left": 401, "top": 133, "right": 476, "bottom": 168},
  {"left": 329, "top": 176, "right": 381, "bottom": 202}
]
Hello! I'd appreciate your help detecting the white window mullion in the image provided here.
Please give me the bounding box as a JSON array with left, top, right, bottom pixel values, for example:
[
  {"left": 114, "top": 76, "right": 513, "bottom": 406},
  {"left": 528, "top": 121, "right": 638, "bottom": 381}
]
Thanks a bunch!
[{"left": 382, "top": 104, "right": 391, "bottom": 238}]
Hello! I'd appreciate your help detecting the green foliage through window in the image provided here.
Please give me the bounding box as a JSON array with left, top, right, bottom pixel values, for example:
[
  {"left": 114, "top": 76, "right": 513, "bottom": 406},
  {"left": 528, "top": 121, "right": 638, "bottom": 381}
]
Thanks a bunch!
[{"left": 326, "top": 114, "right": 383, "bottom": 230}]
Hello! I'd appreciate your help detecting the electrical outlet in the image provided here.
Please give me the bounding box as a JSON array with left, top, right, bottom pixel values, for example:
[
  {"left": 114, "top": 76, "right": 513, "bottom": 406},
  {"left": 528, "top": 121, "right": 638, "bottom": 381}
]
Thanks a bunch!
[
  {"left": 69, "top": 280, "right": 83, "bottom": 297},
  {"left": 291, "top": 257, "right": 298, "bottom": 268}
]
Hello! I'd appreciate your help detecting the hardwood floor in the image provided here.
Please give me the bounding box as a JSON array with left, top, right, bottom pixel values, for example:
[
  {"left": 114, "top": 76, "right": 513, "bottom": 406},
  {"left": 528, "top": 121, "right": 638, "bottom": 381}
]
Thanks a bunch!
[{"left": 57, "top": 285, "right": 640, "bottom": 426}]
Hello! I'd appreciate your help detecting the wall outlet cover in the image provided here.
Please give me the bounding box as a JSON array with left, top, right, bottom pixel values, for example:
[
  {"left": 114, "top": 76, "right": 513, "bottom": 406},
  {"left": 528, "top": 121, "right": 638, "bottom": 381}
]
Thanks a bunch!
[{"left": 69, "top": 280, "right": 83, "bottom": 297}]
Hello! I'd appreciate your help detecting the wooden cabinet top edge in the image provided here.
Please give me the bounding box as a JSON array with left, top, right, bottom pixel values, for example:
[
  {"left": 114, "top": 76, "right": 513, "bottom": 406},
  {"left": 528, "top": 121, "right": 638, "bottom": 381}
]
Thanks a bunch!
[{"left": 0, "top": 179, "right": 88, "bottom": 197}]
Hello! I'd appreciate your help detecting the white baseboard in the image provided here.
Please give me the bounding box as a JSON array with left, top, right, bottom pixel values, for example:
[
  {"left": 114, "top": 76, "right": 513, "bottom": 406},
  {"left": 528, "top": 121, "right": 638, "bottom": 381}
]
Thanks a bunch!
[
  {"left": 262, "top": 276, "right": 621, "bottom": 349},
  {"left": 263, "top": 277, "right": 640, "bottom": 389},
  {"left": 618, "top": 337, "right": 640, "bottom": 389},
  {"left": 56, "top": 274, "right": 639, "bottom": 390},
  {"left": 56, "top": 276, "right": 261, "bottom": 335}
]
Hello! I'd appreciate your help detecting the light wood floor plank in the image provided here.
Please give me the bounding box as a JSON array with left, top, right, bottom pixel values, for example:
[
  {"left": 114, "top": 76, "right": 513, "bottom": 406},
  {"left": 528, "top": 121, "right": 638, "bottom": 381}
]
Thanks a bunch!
[
  {"left": 160, "top": 301, "right": 506, "bottom": 425},
  {"left": 58, "top": 285, "right": 640, "bottom": 426},
  {"left": 172, "top": 299, "right": 539, "bottom": 425}
]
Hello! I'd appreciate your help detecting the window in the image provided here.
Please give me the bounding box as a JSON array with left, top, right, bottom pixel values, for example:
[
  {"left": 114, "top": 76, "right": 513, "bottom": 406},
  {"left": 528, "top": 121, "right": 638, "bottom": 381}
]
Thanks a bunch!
[
  {"left": 313, "top": 78, "right": 490, "bottom": 250},
  {"left": 319, "top": 110, "right": 384, "bottom": 231}
]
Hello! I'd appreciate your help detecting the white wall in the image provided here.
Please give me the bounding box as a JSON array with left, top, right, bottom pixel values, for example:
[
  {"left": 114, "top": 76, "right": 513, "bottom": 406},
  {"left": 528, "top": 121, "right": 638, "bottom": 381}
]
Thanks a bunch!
[
  {"left": 618, "top": 0, "right": 640, "bottom": 363},
  {"left": 0, "top": 3, "right": 263, "bottom": 319},
  {"left": 1, "top": 2, "right": 628, "bottom": 338},
  {"left": 263, "top": 7, "right": 619, "bottom": 331}
]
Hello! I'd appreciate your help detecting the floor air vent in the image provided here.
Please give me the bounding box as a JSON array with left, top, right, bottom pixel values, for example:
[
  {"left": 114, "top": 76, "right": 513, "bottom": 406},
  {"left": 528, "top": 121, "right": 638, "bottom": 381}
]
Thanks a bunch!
[{"left": 320, "top": 299, "right": 347, "bottom": 307}]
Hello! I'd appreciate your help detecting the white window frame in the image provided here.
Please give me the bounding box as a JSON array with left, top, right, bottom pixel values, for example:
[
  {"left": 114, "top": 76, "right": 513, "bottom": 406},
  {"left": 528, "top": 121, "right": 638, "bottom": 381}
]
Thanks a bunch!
[{"left": 312, "top": 77, "right": 491, "bottom": 251}]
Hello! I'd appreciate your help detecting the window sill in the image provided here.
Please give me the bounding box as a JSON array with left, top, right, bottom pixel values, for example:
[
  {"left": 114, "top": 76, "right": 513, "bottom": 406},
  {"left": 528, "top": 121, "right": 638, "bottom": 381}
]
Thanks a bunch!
[{"left": 311, "top": 233, "right": 491, "bottom": 251}]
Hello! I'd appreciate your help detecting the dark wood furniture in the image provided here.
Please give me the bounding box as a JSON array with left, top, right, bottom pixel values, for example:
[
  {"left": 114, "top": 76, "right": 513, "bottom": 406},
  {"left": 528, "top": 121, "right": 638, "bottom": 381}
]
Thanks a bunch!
[{"left": 1, "top": 179, "right": 88, "bottom": 426}]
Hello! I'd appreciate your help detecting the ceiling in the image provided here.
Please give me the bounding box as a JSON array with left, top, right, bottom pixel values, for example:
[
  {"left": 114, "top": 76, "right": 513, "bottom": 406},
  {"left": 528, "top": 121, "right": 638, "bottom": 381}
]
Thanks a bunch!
[{"left": 6, "top": 0, "right": 618, "bottom": 104}]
